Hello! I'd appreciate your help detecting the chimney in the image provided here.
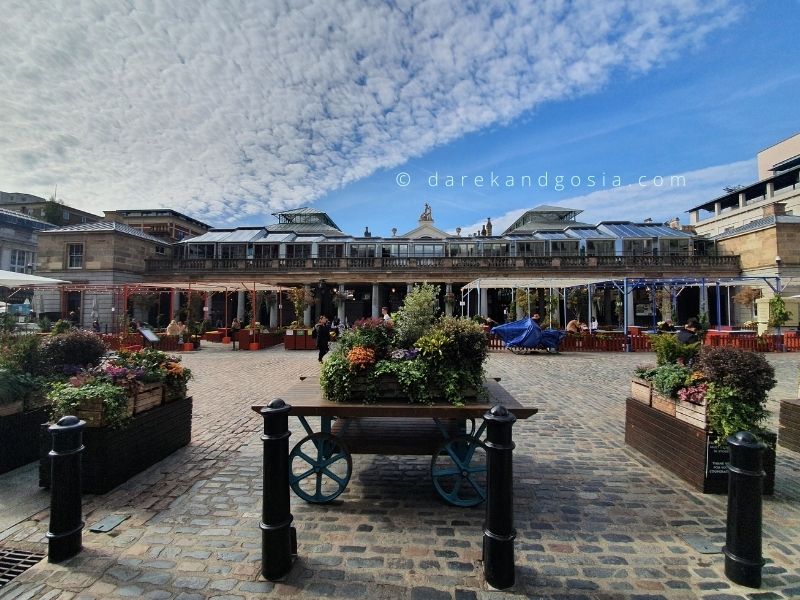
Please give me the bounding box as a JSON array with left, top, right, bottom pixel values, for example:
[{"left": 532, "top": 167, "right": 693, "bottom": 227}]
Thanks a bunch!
[
  {"left": 455, "top": 227, "right": 461, "bottom": 237},
  {"left": 762, "top": 202, "right": 786, "bottom": 218},
  {"left": 481, "top": 225, "right": 487, "bottom": 236},
  {"left": 668, "top": 217, "right": 680, "bottom": 229},
  {"left": 486, "top": 218, "right": 492, "bottom": 236},
  {"left": 364, "top": 226, "right": 371, "bottom": 238}
]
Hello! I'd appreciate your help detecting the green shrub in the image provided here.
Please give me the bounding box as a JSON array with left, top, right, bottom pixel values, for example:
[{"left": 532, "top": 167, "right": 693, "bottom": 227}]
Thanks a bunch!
[
  {"left": 0, "top": 333, "right": 45, "bottom": 375},
  {"left": 337, "top": 319, "right": 393, "bottom": 359},
  {"left": 40, "top": 330, "right": 107, "bottom": 373},
  {"left": 695, "top": 347, "right": 775, "bottom": 406},
  {"left": 648, "top": 333, "right": 700, "bottom": 366},
  {"left": 0, "top": 368, "right": 35, "bottom": 406},
  {"left": 652, "top": 363, "right": 690, "bottom": 397},
  {"left": 0, "top": 313, "right": 16, "bottom": 332},
  {"left": 37, "top": 316, "right": 52, "bottom": 332},
  {"left": 393, "top": 283, "right": 439, "bottom": 348},
  {"left": 705, "top": 383, "right": 769, "bottom": 445},
  {"left": 51, "top": 319, "right": 73, "bottom": 335}
]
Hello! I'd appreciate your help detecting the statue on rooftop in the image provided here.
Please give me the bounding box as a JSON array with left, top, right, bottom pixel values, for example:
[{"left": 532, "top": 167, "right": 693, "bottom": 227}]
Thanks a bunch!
[{"left": 420, "top": 203, "right": 433, "bottom": 221}]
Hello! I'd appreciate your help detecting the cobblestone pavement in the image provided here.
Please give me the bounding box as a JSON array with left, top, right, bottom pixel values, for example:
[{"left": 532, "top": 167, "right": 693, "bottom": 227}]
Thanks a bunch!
[{"left": 1, "top": 345, "right": 799, "bottom": 599}]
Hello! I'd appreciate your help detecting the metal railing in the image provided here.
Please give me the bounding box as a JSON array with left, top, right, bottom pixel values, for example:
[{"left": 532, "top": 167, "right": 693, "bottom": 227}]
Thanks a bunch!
[{"left": 146, "top": 253, "right": 740, "bottom": 274}]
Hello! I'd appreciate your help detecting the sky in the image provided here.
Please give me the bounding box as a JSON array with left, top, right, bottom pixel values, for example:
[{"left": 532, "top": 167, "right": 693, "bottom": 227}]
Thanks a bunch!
[{"left": 1, "top": 1, "right": 799, "bottom": 236}]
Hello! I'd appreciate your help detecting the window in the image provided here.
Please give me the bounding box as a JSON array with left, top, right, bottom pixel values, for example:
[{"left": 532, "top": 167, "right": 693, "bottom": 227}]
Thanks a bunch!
[
  {"left": 350, "top": 244, "right": 376, "bottom": 258},
  {"left": 285, "top": 244, "right": 311, "bottom": 258},
  {"left": 411, "top": 244, "right": 444, "bottom": 256},
  {"left": 254, "top": 244, "right": 279, "bottom": 259},
  {"left": 318, "top": 244, "right": 344, "bottom": 258},
  {"left": 68, "top": 243, "right": 84, "bottom": 268},
  {"left": 550, "top": 240, "right": 579, "bottom": 256},
  {"left": 220, "top": 244, "right": 246, "bottom": 259},
  {"left": 381, "top": 244, "right": 409, "bottom": 257},
  {"left": 155, "top": 245, "right": 166, "bottom": 255},
  {"left": 586, "top": 240, "right": 615, "bottom": 256},
  {"left": 515, "top": 242, "right": 545, "bottom": 256},
  {"left": 63, "top": 210, "right": 71, "bottom": 221},
  {"left": 9, "top": 249, "right": 27, "bottom": 273}
]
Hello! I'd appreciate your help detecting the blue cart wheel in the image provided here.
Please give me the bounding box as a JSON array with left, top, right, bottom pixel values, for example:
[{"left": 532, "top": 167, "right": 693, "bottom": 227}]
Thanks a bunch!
[
  {"left": 289, "top": 432, "right": 352, "bottom": 504},
  {"left": 431, "top": 435, "right": 487, "bottom": 507}
]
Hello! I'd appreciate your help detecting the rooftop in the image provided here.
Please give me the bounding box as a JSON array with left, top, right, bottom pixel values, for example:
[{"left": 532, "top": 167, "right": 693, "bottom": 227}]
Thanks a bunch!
[
  {"left": 710, "top": 214, "right": 800, "bottom": 241},
  {"left": 0, "top": 207, "right": 53, "bottom": 230},
  {"left": 103, "top": 208, "right": 214, "bottom": 230},
  {"left": 42, "top": 221, "right": 167, "bottom": 244}
]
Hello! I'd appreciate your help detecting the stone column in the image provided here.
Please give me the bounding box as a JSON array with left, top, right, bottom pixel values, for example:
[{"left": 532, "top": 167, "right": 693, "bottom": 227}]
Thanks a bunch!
[
  {"left": 480, "top": 288, "right": 489, "bottom": 317},
  {"left": 204, "top": 293, "right": 212, "bottom": 324},
  {"left": 407, "top": 283, "right": 414, "bottom": 295},
  {"left": 445, "top": 283, "right": 453, "bottom": 317},
  {"left": 338, "top": 283, "right": 346, "bottom": 323},
  {"left": 372, "top": 283, "right": 380, "bottom": 319},
  {"left": 766, "top": 182, "right": 774, "bottom": 198},
  {"left": 303, "top": 285, "right": 312, "bottom": 327},
  {"left": 625, "top": 286, "right": 635, "bottom": 330},
  {"left": 172, "top": 291, "right": 181, "bottom": 319},
  {"left": 738, "top": 192, "right": 746, "bottom": 208},
  {"left": 269, "top": 295, "right": 278, "bottom": 329},
  {"left": 237, "top": 291, "right": 245, "bottom": 321}
]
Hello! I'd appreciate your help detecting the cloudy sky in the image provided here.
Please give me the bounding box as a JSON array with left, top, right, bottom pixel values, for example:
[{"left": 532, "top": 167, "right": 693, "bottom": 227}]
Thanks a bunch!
[{"left": 1, "top": 1, "right": 799, "bottom": 234}]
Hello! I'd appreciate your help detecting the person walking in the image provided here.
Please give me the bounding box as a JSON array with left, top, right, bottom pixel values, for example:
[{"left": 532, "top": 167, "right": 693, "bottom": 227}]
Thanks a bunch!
[
  {"left": 315, "top": 315, "right": 331, "bottom": 362},
  {"left": 230, "top": 317, "right": 241, "bottom": 350}
]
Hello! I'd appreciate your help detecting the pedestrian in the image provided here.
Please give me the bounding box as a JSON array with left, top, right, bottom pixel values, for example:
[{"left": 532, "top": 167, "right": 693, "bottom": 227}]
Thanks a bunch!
[
  {"left": 92, "top": 319, "right": 101, "bottom": 333},
  {"left": 677, "top": 317, "right": 701, "bottom": 344},
  {"left": 230, "top": 317, "right": 241, "bottom": 350},
  {"left": 314, "top": 315, "right": 331, "bottom": 362},
  {"left": 381, "top": 306, "right": 391, "bottom": 322}
]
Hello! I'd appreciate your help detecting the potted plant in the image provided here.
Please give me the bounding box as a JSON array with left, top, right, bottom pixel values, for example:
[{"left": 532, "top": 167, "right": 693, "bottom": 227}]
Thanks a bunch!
[
  {"left": 321, "top": 284, "right": 488, "bottom": 406},
  {"left": 626, "top": 345, "right": 777, "bottom": 494},
  {"left": 284, "top": 287, "right": 316, "bottom": 350}
]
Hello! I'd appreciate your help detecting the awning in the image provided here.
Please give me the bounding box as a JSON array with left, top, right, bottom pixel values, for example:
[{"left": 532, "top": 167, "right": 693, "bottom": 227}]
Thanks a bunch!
[
  {"left": 461, "top": 277, "right": 609, "bottom": 291},
  {"left": 0, "top": 270, "right": 70, "bottom": 287}
]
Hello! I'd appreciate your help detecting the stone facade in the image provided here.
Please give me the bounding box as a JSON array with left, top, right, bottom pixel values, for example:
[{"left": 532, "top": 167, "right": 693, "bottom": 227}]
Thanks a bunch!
[
  {"left": 0, "top": 208, "right": 50, "bottom": 275},
  {"left": 103, "top": 209, "right": 212, "bottom": 242}
]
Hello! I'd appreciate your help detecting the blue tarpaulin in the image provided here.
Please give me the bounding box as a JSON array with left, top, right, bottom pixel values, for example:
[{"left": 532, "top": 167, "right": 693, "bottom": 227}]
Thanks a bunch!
[{"left": 491, "top": 317, "right": 565, "bottom": 350}]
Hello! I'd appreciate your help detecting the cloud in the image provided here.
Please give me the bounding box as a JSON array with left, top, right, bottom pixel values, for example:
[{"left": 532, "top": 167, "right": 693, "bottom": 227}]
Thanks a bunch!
[
  {"left": 0, "top": 1, "right": 741, "bottom": 222},
  {"left": 457, "top": 159, "right": 756, "bottom": 234}
]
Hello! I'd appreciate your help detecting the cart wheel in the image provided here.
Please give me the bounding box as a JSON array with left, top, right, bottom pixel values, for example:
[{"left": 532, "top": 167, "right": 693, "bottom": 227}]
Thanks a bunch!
[
  {"left": 289, "top": 432, "right": 352, "bottom": 503},
  {"left": 431, "top": 435, "right": 487, "bottom": 507}
]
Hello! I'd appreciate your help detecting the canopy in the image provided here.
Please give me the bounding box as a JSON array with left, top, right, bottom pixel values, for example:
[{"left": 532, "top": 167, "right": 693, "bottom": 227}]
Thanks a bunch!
[
  {"left": 123, "top": 281, "right": 289, "bottom": 292},
  {"left": 462, "top": 277, "right": 609, "bottom": 291},
  {"left": 0, "top": 270, "right": 70, "bottom": 287}
]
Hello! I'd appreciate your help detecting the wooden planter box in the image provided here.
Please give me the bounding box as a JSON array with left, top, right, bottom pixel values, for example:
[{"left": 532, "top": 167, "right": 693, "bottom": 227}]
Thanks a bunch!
[
  {"left": 344, "top": 373, "right": 479, "bottom": 403},
  {"left": 39, "top": 396, "right": 192, "bottom": 494},
  {"left": 779, "top": 399, "right": 800, "bottom": 453},
  {"left": 284, "top": 329, "right": 316, "bottom": 350},
  {"left": 650, "top": 391, "right": 676, "bottom": 417},
  {"left": 133, "top": 383, "right": 163, "bottom": 415},
  {"left": 630, "top": 379, "right": 652, "bottom": 404},
  {"left": 76, "top": 396, "right": 135, "bottom": 428},
  {"left": 675, "top": 398, "right": 708, "bottom": 430},
  {"left": 625, "top": 398, "right": 775, "bottom": 494},
  {"left": 0, "top": 401, "right": 24, "bottom": 417},
  {"left": 0, "top": 407, "right": 50, "bottom": 475}
]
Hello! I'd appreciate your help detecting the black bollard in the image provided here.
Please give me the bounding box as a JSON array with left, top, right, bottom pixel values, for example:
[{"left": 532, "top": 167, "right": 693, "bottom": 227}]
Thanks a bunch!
[
  {"left": 47, "top": 415, "right": 85, "bottom": 563},
  {"left": 260, "top": 399, "right": 297, "bottom": 580},
  {"left": 723, "top": 431, "right": 766, "bottom": 588},
  {"left": 483, "top": 404, "right": 517, "bottom": 590}
]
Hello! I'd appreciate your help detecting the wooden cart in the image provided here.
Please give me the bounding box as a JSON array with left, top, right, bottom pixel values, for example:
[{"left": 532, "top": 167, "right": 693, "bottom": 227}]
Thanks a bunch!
[{"left": 251, "top": 377, "right": 537, "bottom": 507}]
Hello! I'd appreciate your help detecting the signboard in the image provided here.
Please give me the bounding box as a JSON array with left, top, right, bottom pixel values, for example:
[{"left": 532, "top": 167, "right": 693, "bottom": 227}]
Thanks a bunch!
[
  {"left": 705, "top": 439, "right": 729, "bottom": 481},
  {"left": 635, "top": 303, "right": 652, "bottom": 317},
  {"left": 139, "top": 328, "right": 160, "bottom": 344}
]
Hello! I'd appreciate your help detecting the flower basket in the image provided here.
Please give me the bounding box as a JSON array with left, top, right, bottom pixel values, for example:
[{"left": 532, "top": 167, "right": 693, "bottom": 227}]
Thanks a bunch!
[{"left": 675, "top": 397, "right": 708, "bottom": 430}]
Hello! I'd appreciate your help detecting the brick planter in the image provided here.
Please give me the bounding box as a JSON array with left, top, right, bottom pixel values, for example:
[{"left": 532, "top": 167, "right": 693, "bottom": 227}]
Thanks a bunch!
[
  {"left": 625, "top": 398, "right": 775, "bottom": 494},
  {"left": 0, "top": 407, "right": 50, "bottom": 475},
  {"left": 779, "top": 399, "right": 800, "bottom": 453},
  {"left": 39, "top": 396, "right": 193, "bottom": 494}
]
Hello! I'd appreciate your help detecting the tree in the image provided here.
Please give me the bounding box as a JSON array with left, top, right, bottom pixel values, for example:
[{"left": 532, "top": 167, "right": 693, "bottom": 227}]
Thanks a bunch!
[{"left": 42, "top": 196, "right": 65, "bottom": 226}]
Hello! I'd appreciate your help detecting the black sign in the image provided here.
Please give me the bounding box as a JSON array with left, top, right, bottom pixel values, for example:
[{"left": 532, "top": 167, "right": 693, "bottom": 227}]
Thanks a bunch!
[
  {"left": 139, "top": 328, "right": 160, "bottom": 343},
  {"left": 705, "top": 438, "right": 729, "bottom": 479}
]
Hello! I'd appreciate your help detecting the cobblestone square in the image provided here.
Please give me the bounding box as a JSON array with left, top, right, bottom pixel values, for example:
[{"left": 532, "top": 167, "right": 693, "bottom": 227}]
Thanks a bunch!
[{"left": 2, "top": 345, "right": 799, "bottom": 599}]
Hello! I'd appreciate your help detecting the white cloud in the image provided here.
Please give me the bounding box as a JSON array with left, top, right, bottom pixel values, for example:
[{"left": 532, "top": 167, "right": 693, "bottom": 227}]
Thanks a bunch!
[
  {"left": 457, "top": 159, "right": 756, "bottom": 234},
  {"left": 0, "top": 0, "right": 741, "bottom": 222}
]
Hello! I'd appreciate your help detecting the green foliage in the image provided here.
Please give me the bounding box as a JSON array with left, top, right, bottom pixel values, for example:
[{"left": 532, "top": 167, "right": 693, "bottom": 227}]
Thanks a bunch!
[
  {"left": 0, "top": 333, "right": 45, "bottom": 375},
  {"left": 0, "top": 368, "right": 35, "bottom": 405},
  {"left": 705, "top": 383, "right": 769, "bottom": 445},
  {"left": 393, "top": 283, "right": 439, "bottom": 348},
  {"left": 652, "top": 363, "right": 690, "bottom": 397},
  {"left": 648, "top": 334, "right": 700, "bottom": 366},
  {"left": 51, "top": 319, "right": 73, "bottom": 335},
  {"left": 515, "top": 289, "right": 536, "bottom": 318},
  {"left": 0, "top": 313, "right": 16, "bottom": 332},
  {"left": 40, "top": 330, "right": 107, "bottom": 373},
  {"left": 48, "top": 380, "right": 130, "bottom": 429},
  {"left": 320, "top": 352, "right": 354, "bottom": 402},
  {"left": 768, "top": 294, "right": 792, "bottom": 327},
  {"left": 116, "top": 349, "right": 168, "bottom": 382},
  {"left": 695, "top": 347, "right": 775, "bottom": 406},
  {"left": 373, "top": 359, "right": 431, "bottom": 403},
  {"left": 337, "top": 319, "right": 393, "bottom": 359},
  {"left": 43, "top": 197, "right": 65, "bottom": 225},
  {"left": 37, "top": 316, "right": 52, "bottom": 332},
  {"left": 633, "top": 364, "right": 658, "bottom": 381}
]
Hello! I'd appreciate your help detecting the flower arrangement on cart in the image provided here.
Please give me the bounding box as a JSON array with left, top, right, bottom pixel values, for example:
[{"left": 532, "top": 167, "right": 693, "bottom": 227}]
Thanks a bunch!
[{"left": 320, "top": 283, "right": 489, "bottom": 406}]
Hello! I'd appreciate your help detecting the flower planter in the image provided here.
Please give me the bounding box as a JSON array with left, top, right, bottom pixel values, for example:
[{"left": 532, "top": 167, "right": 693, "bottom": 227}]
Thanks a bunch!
[
  {"left": 675, "top": 398, "right": 708, "bottom": 430},
  {"left": 625, "top": 398, "right": 775, "bottom": 494},
  {"left": 650, "top": 391, "right": 676, "bottom": 417},
  {"left": 0, "top": 407, "right": 49, "bottom": 475},
  {"left": 75, "top": 395, "right": 135, "bottom": 428},
  {"left": 249, "top": 342, "right": 260, "bottom": 351},
  {"left": 133, "top": 383, "right": 163, "bottom": 415},
  {"left": 629, "top": 379, "right": 652, "bottom": 405},
  {"left": 779, "top": 399, "right": 800, "bottom": 453},
  {"left": 39, "top": 396, "right": 193, "bottom": 494},
  {"left": 343, "top": 373, "right": 480, "bottom": 403},
  {"left": 182, "top": 342, "right": 195, "bottom": 352},
  {"left": 284, "top": 329, "right": 316, "bottom": 350}
]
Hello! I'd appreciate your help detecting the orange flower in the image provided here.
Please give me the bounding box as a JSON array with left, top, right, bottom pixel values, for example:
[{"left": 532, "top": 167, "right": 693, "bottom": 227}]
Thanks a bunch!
[{"left": 347, "top": 346, "right": 375, "bottom": 370}]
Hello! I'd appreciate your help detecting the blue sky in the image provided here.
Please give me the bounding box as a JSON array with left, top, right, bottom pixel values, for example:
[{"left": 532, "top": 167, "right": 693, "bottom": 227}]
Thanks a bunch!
[{"left": 1, "top": 1, "right": 798, "bottom": 235}]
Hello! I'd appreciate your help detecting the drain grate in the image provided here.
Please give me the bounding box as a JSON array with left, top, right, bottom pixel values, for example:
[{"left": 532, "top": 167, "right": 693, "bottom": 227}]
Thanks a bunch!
[{"left": 0, "top": 548, "right": 46, "bottom": 588}]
